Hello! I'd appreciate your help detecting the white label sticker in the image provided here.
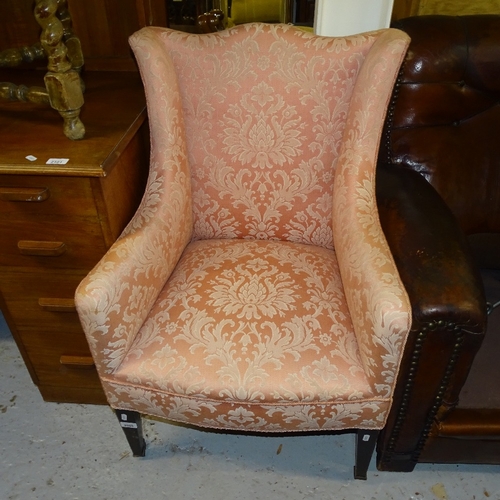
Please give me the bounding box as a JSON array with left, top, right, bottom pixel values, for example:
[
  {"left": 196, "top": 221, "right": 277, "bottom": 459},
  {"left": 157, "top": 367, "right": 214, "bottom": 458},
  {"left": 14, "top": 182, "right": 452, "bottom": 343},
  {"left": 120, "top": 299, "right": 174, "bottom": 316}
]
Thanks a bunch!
[
  {"left": 120, "top": 422, "right": 138, "bottom": 429},
  {"left": 46, "top": 158, "right": 69, "bottom": 165},
  {"left": 362, "top": 434, "right": 371, "bottom": 442},
  {"left": 26, "top": 155, "right": 37, "bottom": 162}
]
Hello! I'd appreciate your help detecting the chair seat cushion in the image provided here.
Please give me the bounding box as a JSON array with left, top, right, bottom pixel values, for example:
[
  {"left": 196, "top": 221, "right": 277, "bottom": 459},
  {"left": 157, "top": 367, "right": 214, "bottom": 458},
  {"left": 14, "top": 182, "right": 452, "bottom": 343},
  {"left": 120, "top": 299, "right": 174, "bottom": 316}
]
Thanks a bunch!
[{"left": 107, "top": 239, "right": 390, "bottom": 431}]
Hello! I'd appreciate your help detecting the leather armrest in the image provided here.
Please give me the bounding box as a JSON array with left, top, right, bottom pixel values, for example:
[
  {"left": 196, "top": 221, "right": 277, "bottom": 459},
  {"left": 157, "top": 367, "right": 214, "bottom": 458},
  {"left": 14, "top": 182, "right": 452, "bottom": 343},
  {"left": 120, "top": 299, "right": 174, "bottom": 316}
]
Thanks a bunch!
[
  {"left": 375, "top": 163, "right": 487, "bottom": 471},
  {"left": 376, "top": 163, "right": 486, "bottom": 325}
]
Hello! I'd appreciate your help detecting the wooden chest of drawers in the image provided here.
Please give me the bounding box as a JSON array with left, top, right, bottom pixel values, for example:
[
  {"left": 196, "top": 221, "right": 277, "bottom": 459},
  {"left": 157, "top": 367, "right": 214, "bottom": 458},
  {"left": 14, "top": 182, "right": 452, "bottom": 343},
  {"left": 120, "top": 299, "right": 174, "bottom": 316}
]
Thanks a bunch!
[{"left": 0, "top": 70, "right": 149, "bottom": 404}]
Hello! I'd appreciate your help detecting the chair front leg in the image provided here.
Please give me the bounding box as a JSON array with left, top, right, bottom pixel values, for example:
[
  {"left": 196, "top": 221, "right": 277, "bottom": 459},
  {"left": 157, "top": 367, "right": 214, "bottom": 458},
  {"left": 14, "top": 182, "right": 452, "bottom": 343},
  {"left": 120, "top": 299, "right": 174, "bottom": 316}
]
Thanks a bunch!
[
  {"left": 116, "top": 409, "right": 146, "bottom": 457},
  {"left": 354, "top": 429, "right": 379, "bottom": 480}
]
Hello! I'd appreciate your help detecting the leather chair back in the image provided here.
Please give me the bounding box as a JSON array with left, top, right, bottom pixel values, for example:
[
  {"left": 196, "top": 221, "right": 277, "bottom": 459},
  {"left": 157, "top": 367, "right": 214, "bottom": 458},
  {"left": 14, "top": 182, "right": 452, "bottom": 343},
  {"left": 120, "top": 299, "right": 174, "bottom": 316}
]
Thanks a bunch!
[{"left": 379, "top": 15, "right": 500, "bottom": 265}]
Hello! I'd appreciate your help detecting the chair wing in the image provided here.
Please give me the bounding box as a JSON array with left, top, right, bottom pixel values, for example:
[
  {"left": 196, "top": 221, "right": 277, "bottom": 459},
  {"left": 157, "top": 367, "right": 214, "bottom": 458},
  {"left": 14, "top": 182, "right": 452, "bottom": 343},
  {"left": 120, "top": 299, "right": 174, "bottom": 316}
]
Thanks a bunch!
[
  {"left": 75, "top": 31, "right": 193, "bottom": 375},
  {"left": 333, "top": 32, "right": 413, "bottom": 396}
]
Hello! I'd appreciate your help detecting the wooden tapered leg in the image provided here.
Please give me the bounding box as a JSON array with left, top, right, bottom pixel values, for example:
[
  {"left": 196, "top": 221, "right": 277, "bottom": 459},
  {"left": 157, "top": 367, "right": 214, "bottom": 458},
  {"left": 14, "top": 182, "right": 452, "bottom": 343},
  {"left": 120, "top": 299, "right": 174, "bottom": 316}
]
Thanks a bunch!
[
  {"left": 115, "top": 409, "right": 146, "bottom": 457},
  {"left": 354, "top": 429, "right": 379, "bottom": 480}
]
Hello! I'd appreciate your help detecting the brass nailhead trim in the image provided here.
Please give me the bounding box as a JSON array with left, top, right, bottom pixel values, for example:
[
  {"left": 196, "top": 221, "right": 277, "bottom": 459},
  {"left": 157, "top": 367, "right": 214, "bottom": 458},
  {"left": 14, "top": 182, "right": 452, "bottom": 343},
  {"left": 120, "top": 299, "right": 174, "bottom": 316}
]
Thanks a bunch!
[{"left": 382, "top": 319, "right": 476, "bottom": 466}]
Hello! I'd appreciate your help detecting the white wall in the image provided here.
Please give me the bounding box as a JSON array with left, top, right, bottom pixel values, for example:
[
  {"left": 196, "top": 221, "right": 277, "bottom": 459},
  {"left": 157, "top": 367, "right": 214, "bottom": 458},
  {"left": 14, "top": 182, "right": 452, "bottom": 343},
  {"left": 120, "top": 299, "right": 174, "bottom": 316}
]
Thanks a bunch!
[{"left": 314, "top": 0, "right": 394, "bottom": 36}]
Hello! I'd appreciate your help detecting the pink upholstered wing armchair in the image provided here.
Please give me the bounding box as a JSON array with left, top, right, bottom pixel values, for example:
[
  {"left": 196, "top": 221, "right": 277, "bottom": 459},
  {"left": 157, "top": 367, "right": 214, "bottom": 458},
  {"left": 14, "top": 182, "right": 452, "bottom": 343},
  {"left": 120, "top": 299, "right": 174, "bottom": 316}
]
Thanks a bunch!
[{"left": 75, "top": 23, "right": 410, "bottom": 479}]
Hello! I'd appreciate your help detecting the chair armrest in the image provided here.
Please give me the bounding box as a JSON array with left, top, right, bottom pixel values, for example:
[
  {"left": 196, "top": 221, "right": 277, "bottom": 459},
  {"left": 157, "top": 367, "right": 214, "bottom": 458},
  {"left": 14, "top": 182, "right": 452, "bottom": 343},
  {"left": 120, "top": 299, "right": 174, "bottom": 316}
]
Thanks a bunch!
[
  {"left": 376, "top": 163, "right": 487, "bottom": 325},
  {"left": 75, "top": 204, "right": 192, "bottom": 376},
  {"left": 75, "top": 28, "right": 193, "bottom": 377},
  {"left": 376, "top": 163, "right": 487, "bottom": 471}
]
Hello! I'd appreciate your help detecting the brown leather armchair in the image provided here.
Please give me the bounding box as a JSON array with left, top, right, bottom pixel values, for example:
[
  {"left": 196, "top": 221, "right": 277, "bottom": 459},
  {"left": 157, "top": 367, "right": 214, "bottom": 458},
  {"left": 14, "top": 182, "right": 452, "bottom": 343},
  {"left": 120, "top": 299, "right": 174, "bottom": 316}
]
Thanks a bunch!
[{"left": 376, "top": 15, "right": 500, "bottom": 471}]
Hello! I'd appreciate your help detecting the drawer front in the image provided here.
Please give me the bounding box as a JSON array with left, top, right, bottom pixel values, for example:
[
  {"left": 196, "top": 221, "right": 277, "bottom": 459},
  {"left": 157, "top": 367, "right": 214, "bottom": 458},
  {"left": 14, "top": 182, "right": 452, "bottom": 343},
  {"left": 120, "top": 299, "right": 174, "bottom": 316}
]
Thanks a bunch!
[
  {"left": 0, "top": 268, "right": 85, "bottom": 330},
  {"left": 18, "top": 328, "right": 102, "bottom": 390},
  {"left": 0, "top": 175, "right": 99, "bottom": 220},
  {"left": 0, "top": 218, "right": 107, "bottom": 269},
  {"left": 0, "top": 269, "right": 101, "bottom": 389}
]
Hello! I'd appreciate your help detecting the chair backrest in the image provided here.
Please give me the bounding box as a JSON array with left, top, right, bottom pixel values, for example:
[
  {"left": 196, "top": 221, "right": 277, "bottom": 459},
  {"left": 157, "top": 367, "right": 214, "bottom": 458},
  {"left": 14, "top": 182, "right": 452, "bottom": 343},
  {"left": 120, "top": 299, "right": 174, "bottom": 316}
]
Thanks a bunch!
[
  {"left": 380, "top": 15, "right": 500, "bottom": 238},
  {"left": 130, "top": 24, "right": 404, "bottom": 248}
]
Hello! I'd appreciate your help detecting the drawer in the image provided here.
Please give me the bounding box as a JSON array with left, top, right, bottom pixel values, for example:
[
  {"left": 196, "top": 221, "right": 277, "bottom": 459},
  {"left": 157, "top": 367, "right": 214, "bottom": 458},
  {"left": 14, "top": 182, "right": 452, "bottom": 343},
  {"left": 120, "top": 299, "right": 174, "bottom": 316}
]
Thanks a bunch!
[
  {"left": 0, "top": 175, "right": 99, "bottom": 221},
  {"left": 0, "top": 269, "right": 99, "bottom": 389},
  {"left": 0, "top": 218, "right": 107, "bottom": 269},
  {"left": 0, "top": 267, "right": 87, "bottom": 306},
  {"left": 0, "top": 268, "right": 86, "bottom": 328},
  {"left": 18, "top": 328, "right": 101, "bottom": 390},
  {"left": 37, "top": 384, "right": 107, "bottom": 405}
]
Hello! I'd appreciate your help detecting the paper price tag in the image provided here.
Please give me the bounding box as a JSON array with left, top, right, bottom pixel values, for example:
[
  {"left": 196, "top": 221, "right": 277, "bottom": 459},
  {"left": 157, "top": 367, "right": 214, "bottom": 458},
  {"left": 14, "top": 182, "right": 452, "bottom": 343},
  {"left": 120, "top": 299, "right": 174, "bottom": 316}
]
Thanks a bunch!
[
  {"left": 120, "top": 422, "right": 138, "bottom": 429},
  {"left": 46, "top": 158, "right": 70, "bottom": 165}
]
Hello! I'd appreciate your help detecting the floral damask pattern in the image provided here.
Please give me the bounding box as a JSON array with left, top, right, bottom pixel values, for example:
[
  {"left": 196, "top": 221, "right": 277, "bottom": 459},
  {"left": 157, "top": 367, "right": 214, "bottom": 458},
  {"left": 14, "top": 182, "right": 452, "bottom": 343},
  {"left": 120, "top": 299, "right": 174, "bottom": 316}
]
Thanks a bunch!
[
  {"left": 222, "top": 81, "right": 304, "bottom": 169},
  {"left": 113, "top": 240, "right": 371, "bottom": 404},
  {"left": 164, "top": 24, "right": 379, "bottom": 248},
  {"left": 75, "top": 24, "right": 411, "bottom": 433}
]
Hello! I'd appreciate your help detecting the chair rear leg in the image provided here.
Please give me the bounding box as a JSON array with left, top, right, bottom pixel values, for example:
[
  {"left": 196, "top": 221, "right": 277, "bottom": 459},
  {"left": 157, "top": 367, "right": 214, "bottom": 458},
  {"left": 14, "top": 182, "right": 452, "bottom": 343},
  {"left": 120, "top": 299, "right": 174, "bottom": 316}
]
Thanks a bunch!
[
  {"left": 115, "top": 409, "right": 146, "bottom": 457},
  {"left": 354, "top": 429, "right": 379, "bottom": 480}
]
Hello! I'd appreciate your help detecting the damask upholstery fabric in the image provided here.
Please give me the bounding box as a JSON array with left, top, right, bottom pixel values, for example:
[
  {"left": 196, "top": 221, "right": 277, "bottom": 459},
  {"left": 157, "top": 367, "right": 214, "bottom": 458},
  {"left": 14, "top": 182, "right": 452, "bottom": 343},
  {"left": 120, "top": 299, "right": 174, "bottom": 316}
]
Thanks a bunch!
[
  {"left": 158, "top": 24, "right": 379, "bottom": 247},
  {"left": 75, "top": 23, "right": 411, "bottom": 433}
]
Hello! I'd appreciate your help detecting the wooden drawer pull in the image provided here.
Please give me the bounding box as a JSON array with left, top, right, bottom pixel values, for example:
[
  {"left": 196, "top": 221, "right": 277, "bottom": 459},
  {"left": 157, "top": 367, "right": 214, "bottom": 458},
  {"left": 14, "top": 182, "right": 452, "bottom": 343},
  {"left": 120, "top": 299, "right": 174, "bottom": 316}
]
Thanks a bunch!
[
  {"left": 39, "top": 298, "right": 76, "bottom": 312},
  {"left": 0, "top": 187, "right": 50, "bottom": 202},
  {"left": 60, "top": 355, "right": 95, "bottom": 368},
  {"left": 18, "top": 240, "right": 66, "bottom": 256}
]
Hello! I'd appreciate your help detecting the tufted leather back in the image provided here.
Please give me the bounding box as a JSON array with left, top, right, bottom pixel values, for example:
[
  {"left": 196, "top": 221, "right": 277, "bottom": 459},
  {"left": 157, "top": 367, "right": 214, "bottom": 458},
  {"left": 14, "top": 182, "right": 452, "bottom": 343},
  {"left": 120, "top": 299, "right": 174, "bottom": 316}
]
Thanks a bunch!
[{"left": 380, "top": 16, "right": 500, "bottom": 243}]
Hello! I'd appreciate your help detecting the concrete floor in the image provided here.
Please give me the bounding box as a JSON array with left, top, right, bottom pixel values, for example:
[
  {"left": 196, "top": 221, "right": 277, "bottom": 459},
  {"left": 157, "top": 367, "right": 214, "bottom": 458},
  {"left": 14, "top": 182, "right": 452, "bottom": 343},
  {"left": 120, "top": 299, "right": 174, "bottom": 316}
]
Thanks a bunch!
[{"left": 1, "top": 312, "right": 499, "bottom": 500}]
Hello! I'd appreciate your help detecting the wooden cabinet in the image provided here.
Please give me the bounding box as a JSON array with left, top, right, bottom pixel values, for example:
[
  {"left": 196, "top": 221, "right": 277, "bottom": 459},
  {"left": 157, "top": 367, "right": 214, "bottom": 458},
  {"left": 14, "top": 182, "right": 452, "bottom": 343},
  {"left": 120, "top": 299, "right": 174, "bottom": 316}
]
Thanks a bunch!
[
  {"left": 0, "top": 70, "right": 149, "bottom": 404},
  {"left": 392, "top": 0, "right": 500, "bottom": 20}
]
